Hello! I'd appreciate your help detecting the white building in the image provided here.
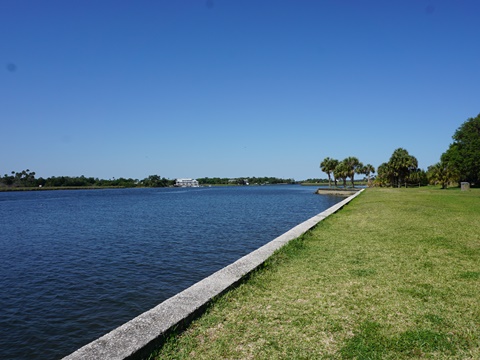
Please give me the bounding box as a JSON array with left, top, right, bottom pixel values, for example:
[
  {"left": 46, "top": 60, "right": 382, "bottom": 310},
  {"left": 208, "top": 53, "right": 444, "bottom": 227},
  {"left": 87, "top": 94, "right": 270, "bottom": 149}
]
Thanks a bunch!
[{"left": 175, "top": 178, "right": 199, "bottom": 187}]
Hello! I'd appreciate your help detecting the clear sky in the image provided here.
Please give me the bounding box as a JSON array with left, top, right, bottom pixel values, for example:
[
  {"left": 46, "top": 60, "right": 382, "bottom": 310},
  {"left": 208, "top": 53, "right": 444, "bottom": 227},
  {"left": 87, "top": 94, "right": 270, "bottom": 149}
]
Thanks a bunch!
[{"left": 2, "top": 0, "right": 479, "bottom": 181}]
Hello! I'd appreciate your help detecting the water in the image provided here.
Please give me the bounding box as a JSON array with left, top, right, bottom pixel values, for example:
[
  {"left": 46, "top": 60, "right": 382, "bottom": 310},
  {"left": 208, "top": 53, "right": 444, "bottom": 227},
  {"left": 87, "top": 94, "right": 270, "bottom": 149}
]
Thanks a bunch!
[{"left": 0, "top": 185, "right": 343, "bottom": 359}]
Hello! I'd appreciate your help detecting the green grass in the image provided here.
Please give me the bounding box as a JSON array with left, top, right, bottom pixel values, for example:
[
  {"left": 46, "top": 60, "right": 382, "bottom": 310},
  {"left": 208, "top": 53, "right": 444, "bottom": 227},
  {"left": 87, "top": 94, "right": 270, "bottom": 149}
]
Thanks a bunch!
[{"left": 149, "top": 187, "right": 480, "bottom": 359}]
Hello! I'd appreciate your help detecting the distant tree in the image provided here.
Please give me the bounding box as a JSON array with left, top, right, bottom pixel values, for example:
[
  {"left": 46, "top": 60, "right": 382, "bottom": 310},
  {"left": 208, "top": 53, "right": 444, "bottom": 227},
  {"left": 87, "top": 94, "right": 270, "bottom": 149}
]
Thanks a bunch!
[
  {"left": 141, "top": 175, "right": 171, "bottom": 187},
  {"left": 388, "top": 148, "right": 418, "bottom": 187},
  {"left": 320, "top": 157, "right": 338, "bottom": 188},
  {"left": 427, "top": 161, "right": 460, "bottom": 189},
  {"left": 373, "top": 149, "right": 423, "bottom": 187},
  {"left": 197, "top": 176, "right": 294, "bottom": 186},
  {"left": 115, "top": 178, "right": 139, "bottom": 187},
  {"left": 361, "top": 164, "right": 376, "bottom": 186},
  {"left": 342, "top": 156, "right": 363, "bottom": 188},
  {"left": 7, "top": 169, "right": 37, "bottom": 187},
  {"left": 301, "top": 178, "right": 328, "bottom": 184},
  {"left": 407, "top": 168, "right": 428, "bottom": 187},
  {"left": 1, "top": 173, "right": 14, "bottom": 186},
  {"left": 441, "top": 113, "right": 480, "bottom": 185},
  {"left": 375, "top": 162, "right": 391, "bottom": 187},
  {"left": 334, "top": 161, "right": 349, "bottom": 188},
  {"left": 36, "top": 177, "right": 47, "bottom": 187},
  {"left": 320, "top": 158, "right": 330, "bottom": 186},
  {"left": 197, "top": 177, "right": 230, "bottom": 185},
  {"left": 330, "top": 159, "right": 339, "bottom": 187}
]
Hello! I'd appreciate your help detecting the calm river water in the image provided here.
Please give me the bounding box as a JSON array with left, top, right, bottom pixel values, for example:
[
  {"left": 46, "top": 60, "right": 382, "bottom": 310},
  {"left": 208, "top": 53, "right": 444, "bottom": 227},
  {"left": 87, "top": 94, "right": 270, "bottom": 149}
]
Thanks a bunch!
[{"left": 0, "top": 185, "right": 343, "bottom": 359}]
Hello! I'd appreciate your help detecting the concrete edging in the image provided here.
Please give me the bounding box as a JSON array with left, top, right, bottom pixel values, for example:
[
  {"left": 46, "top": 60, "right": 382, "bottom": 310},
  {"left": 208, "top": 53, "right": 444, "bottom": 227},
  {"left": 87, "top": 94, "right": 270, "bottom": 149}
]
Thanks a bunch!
[{"left": 63, "top": 189, "right": 364, "bottom": 360}]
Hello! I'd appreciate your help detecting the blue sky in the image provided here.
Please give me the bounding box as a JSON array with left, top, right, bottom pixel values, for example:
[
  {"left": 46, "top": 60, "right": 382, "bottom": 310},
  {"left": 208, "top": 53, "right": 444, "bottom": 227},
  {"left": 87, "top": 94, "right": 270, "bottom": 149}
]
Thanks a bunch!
[{"left": 2, "top": 0, "right": 479, "bottom": 181}]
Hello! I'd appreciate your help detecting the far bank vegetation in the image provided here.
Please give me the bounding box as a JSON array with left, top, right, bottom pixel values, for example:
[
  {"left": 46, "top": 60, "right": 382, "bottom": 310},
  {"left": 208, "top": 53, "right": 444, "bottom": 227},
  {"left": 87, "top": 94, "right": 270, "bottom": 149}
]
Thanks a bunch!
[{"left": 0, "top": 172, "right": 296, "bottom": 190}]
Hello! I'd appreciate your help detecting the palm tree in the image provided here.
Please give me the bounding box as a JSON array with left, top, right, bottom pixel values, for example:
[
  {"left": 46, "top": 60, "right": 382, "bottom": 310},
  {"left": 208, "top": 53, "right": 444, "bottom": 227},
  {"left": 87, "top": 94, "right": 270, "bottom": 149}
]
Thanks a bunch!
[
  {"left": 342, "top": 157, "right": 363, "bottom": 188},
  {"left": 320, "top": 157, "right": 332, "bottom": 187},
  {"left": 427, "top": 161, "right": 460, "bottom": 189},
  {"left": 334, "top": 161, "right": 349, "bottom": 188},
  {"left": 320, "top": 157, "right": 338, "bottom": 188},
  {"left": 376, "top": 162, "right": 393, "bottom": 186},
  {"left": 388, "top": 148, "right": 418, "bottom": 187},
  {"left": 330, "top": 159, "right": 339, "bottom": 187},
  {"left": 362, "top": 164, "right": 375, "bottom": 186}
]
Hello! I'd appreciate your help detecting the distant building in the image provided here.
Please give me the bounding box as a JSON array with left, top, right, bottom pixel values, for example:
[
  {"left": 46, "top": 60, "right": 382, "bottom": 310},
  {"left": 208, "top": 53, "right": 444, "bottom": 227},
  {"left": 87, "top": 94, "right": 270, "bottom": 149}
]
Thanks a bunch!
[{"left": 175, "top": 178, "right": 199, "bottom": 187}]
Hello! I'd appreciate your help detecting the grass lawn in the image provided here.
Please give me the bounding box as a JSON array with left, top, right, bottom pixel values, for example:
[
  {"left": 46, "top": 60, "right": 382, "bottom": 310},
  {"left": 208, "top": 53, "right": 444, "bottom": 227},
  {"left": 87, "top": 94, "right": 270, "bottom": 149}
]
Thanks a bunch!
[{"left": 149, "top": 187, "right": 480, "bottom": 359}]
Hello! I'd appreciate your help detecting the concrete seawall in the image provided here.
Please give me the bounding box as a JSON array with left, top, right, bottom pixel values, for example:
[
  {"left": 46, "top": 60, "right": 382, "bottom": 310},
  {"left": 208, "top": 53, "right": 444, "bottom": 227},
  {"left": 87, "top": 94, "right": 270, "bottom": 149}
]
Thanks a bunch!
[
  {"left": 63, "top": 189, "right": 364, "bottom": 360},
  {"left": 315, "top": 188, "right": 362, "bottom": 196}
]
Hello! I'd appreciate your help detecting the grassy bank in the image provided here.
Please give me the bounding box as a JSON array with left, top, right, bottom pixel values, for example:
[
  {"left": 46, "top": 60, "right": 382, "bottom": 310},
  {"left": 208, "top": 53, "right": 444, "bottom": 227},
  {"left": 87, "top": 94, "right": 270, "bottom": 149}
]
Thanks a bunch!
[{"left": 150, "top": 187, "right": 479, "bottom": 359}]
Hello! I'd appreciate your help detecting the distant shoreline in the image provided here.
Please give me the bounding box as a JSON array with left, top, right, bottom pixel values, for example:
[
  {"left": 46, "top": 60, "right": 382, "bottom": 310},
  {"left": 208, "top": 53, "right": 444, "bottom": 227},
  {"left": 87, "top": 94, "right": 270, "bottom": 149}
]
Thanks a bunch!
[
  {"left": 0, "top": 184, "right": 366, "bottom": 193},
  {"left": 0, "top": 186, "right": 125, "bottom": 192}
]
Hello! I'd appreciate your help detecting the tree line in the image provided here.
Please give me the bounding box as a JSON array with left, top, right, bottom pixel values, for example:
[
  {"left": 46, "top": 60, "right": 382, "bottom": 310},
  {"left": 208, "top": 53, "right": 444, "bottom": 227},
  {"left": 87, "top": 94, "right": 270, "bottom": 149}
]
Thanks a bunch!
[
  {"left": 320, "top": 113, "right": 480, "bottom": 189},
  {"left": 0, "top": 172, "right": 176, "bottom": 189},
  {"left": 0, "top": 172, "right": 296, "bottom": 189},
  {"left": 196, "top": 177, "right": 295, "bottom": 185}
]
